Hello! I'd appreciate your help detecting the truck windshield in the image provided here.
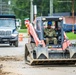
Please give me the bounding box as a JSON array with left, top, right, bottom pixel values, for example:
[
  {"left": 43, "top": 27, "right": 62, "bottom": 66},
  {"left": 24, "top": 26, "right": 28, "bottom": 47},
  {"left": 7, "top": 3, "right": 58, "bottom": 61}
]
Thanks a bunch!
[{"left": 0, "top": 18, "right": 16, "bottom": 27}]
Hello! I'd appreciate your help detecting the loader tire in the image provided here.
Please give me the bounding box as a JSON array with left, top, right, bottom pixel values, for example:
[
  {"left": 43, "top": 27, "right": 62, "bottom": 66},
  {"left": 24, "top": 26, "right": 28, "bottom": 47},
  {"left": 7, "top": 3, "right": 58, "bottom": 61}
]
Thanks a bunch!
[{"left": 25, "top": 44, "right": 29, "bottom": 62}]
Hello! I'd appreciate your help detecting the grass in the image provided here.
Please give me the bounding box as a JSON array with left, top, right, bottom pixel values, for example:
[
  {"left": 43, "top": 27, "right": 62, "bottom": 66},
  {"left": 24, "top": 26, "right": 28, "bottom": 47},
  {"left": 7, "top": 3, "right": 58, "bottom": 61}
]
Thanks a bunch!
[
  {"left": 18, "top": 29, "right": 27, "bottom": 33},
  {"left": 66, "top": 32, "right": 76, "bottom": 40}
]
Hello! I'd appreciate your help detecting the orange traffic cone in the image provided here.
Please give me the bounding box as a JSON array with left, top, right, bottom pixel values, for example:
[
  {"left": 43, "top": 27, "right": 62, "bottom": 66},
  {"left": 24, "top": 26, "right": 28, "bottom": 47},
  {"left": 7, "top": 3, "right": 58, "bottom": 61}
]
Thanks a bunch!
[{"left": 19, "top": 33, "right": 23, "bottom": 41}]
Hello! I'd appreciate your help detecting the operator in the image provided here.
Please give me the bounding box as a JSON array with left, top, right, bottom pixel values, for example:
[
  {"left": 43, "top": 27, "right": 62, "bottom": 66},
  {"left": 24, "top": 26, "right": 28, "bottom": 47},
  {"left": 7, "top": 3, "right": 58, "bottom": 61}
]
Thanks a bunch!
[{"left": 44, "top": 22, "right": 57, "bottom": 45}]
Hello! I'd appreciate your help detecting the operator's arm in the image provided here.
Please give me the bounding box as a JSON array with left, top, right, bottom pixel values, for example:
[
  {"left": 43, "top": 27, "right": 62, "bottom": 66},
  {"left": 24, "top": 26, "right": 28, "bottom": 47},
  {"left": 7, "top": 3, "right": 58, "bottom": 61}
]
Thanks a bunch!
[{"left": 44, "top": 28, "right": 49, "bottom": 37}]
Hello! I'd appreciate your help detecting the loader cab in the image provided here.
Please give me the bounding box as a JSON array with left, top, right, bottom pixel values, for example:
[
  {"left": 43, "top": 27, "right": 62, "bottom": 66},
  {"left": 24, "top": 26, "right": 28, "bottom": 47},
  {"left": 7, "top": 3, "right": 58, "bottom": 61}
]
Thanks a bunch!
[{"left": 36, "top": 16, "right": 64, "bottom": 48}]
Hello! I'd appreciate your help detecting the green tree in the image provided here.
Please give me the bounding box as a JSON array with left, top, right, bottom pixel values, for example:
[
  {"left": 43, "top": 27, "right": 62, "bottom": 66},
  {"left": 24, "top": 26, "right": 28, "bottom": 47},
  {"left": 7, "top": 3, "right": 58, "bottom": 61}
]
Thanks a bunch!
[
  {"left": 12, "top": 0, "right": 76, "bottom": 29},
  {"left": 34, "top": 0, "right": 49, "bottom": 16}
]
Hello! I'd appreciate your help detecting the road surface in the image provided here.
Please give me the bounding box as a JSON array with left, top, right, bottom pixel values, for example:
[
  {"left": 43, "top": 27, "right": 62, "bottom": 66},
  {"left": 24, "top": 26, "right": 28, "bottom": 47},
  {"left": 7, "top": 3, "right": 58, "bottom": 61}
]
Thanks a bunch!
[{"left": 0, "top": 37, "right": 76, "bottom": 75}]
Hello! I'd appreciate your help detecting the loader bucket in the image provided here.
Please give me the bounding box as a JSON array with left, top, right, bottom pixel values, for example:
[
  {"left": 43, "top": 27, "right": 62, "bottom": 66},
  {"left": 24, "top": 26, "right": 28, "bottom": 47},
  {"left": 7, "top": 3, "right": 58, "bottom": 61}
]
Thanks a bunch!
[
  {"left": 69, "top": 46, "right": 76, "bottom": 58},
  {"left": 25, "top": 43, "right": 76, "bottom": 65},
  {"left": 28, "top": 59, "right": 76, "bottom": 65}
]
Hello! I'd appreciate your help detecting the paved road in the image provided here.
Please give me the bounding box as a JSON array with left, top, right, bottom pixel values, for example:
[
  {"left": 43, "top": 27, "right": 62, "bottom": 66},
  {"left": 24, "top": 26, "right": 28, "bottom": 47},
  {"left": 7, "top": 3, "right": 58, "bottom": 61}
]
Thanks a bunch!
[{"left": 0, "top": 37, "right": 76, "bottom": 75}]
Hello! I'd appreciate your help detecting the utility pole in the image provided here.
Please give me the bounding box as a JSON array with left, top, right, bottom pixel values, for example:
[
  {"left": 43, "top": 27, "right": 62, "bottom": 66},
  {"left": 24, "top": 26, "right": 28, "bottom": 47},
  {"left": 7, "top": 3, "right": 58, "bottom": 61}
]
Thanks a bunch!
[
  {"left": 30, "top": 0, "right": 33, "bottom": 23},
  {"left": 72, "top": 0, "right": 74, "bottom": 17},
  {"left": 8, "top": 0, "right": 11, "bottom": 14},
  {"left": 72, "top": 0, "right": 75, "bottom": 33},
  {"left": 50, "top": 0, "right": 53, "bottom": 16},
  {"left": 34, "top": 5, "right": 37, "bottom": 20}
]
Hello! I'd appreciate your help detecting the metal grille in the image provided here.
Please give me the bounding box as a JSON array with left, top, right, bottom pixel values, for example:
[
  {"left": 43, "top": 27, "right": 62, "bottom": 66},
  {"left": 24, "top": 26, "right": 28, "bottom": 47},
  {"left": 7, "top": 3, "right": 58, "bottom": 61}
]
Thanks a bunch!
[{"left": 0, "top": 31, "right": 11, "bottom": 35}]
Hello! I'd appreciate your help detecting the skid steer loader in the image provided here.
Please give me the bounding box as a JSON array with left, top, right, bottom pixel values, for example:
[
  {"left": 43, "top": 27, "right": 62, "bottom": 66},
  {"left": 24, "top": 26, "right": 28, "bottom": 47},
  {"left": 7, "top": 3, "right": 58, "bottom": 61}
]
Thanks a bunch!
[{"left": 25, "top": 16, "right": 76, "bottom": 65}]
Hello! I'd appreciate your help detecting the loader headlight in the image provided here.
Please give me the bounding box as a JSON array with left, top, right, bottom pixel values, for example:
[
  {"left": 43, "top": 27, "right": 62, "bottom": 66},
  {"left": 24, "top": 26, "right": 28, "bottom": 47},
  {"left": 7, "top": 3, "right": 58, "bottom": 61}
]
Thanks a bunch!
[
  {"left": 42, "top": 18, "right": 46, "bottom": 20},
  {"left": 59, "top": 17, "right": 62, "bottom": 20}
]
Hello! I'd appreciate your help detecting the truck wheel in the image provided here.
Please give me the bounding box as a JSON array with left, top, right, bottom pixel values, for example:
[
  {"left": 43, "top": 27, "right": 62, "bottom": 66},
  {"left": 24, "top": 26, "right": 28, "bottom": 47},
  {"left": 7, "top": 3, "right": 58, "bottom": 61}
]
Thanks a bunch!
[
  {"left": 14, "top": 40, "right": 18, "bottom": 47},
  {"left": 9, "top": 43, "right": 12, "bottom": 46}
]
